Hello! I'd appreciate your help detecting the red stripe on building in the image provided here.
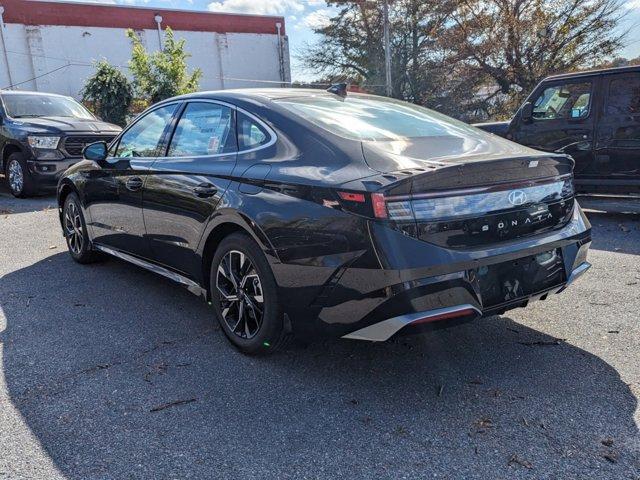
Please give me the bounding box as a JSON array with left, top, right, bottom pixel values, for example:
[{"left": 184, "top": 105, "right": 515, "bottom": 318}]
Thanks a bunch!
[{"left": 0, "top": 0, "right": 285, "bottom": 35}]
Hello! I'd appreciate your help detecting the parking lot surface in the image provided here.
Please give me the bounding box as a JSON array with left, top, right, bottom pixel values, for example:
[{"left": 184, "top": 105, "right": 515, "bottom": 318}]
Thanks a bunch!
[{"left": 0, "top": 187, "right": 639, "bottom": 480}]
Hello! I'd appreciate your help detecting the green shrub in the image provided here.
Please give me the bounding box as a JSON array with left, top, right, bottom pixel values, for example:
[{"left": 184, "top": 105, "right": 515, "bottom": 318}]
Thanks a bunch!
[
  {"left": 81, "top": 60, "right": 133, "bottom": 127},
  {"left": 126, "top": 27, "right": 202, "bottom": 103}
]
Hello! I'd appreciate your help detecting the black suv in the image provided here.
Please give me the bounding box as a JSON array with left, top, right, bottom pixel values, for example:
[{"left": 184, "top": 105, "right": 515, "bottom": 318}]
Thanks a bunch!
[
  {"left": 0, "top": 90, "right": 121, "bottom": 197},
  {"left": 475, "top": 66, "right": 640, "bottom": 196}
]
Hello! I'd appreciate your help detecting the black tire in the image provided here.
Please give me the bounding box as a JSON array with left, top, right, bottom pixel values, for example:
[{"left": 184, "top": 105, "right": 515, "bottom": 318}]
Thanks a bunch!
[
  {"left": 210, "top": 233, "right": 289, "bottom": 355},
  {"left": 62, "top": 193, "right": 102, "bottom": 264},
  {"left": 5, "top": 152, "right": 35, "bottom": 198}
]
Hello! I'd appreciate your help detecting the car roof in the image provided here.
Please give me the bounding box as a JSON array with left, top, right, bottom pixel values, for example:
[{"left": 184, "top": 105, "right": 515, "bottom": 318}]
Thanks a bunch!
[
  {"left": 170, "top": 88, "right": 369, "bottom": 103},
  {"left": 544, "top": 64, "right": 640, "bottom": 82}
]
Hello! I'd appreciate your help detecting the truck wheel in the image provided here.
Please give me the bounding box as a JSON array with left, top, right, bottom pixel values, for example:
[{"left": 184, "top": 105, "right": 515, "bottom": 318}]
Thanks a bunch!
[{"left": 5, "top": 152, "right": 35, "bottom": 198}]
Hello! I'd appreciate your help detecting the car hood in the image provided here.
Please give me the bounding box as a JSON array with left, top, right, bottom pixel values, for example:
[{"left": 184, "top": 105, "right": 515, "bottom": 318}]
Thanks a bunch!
[
  {"left": 361, "top": 133, "right": 547, "bottom": 173},
  {"left": 9, "top": 116, "right": 121, "bottom": 135}
]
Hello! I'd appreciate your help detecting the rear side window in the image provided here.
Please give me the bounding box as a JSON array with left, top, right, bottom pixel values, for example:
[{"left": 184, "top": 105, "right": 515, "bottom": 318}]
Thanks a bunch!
[
  {"left": 238, "top": 112, "right": 271, "bottom": 151},
  {"left": 606, "top": 75, "right": 640, "bottom": 115},
  {"left": 532, "top": 82, "right": 592, "bottom": 120},
  {"left": 168, "top": 102, "right": 236, "bottom": 157}
]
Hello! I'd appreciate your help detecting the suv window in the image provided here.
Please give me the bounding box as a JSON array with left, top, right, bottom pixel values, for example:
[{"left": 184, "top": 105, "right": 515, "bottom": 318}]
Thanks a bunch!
[
  {"left": 606, "top": 75, "right": 640, "bottom": 115},
  {"left": 2, "top": 93, "right": 94, "bottom": 120},
  {"left": 114, "top": 104, "right": 178, "bottom": 158},
  {"left": 532, "top": 82, "right": 592, "bottom": 120},
  {"left": 168, "top": 102, "right": 236, "bottom": 157},
  {"left": 238, "top": 112, "right": 271, "bottom": 150}
]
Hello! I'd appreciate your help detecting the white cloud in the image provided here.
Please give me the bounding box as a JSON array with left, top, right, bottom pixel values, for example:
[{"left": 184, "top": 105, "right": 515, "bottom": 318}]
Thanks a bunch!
[
  {"left": 207, "top": 0, "right": 304, "bottom": 15},
  {"left": 307, "top": 0, "right": 326, "bottom": 5},
  {"left": 302, "top": 8, "right": 332, "bottom": 29}
]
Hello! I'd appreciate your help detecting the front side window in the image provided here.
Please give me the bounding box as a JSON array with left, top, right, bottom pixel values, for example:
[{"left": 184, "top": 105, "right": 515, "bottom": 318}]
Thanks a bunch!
[
  {"left": 115, "top": 104, "right": 178, "bottom": 158},
  {"left": 3, "top": 94, "right": 94, "bottom": 120},
  {"left": 238, "top": 112, "right": 271, "bottom": 150},
  {"left": 532, "top": 82, "right": 592, "bottom": 120},
  {"left": 168, "top": 102, "right": 236, "bottom": 157},
  {"left": 277, "top": 95, "right": 486, "bottom": 141},
  {"left": 606, "top": 75, "right": 640, "bottom": 115}
]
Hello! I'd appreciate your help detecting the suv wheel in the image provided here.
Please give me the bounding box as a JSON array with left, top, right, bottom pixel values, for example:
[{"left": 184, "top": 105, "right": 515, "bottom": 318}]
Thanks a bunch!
[
  {"left": 5, "top": 152, "right": 34, "bottom": 198},
  {"left": 62, "top": 193, "right": 101, "bottom": 264},
  {"left": 210, "top": 233, "right": 289, "bottom": 354}
]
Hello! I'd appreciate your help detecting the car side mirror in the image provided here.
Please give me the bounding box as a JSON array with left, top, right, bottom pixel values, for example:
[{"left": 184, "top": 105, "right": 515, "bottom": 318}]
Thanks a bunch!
[
  {"left": 521, "top": 102, "right": 533, "bottom": 122},
  {"left": 83, "top": 141, "right": 108, "bottom": 163}
]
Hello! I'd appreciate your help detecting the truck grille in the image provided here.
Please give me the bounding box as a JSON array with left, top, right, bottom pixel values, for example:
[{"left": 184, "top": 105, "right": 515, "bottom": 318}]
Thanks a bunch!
[{"left": 62, "top": 135, "right": 116, "bottom": 157}]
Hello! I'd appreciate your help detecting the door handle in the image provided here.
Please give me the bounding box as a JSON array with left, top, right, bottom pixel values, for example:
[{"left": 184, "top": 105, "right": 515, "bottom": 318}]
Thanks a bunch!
[
  {"left": 193, "top": 183, "right": 218, "bottom": 198},
  {"left": 126, "top": 177, "right": 143, "bottom": 191}
]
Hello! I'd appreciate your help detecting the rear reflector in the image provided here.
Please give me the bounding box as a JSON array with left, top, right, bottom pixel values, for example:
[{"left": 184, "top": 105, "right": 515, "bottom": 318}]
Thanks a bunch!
[
  {"left": 338, "top": 191, "right": 366, "bottom": 203},
  {"left": 410, "top": 308, "right": 478, "bottom": 325},
  {"left": 371, "top": 193, "right": 387, "bottom": 218}
]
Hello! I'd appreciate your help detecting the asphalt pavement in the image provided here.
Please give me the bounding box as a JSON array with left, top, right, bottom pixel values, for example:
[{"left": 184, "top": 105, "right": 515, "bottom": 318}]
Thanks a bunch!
[{"left": 0, "top": 186, "right": 639, "bottom": 479}]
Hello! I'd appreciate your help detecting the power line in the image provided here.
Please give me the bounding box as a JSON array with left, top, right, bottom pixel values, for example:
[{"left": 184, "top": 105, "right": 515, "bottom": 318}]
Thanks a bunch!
[{"left": 2, "top": 63, "right": 83, "bottom": 89}]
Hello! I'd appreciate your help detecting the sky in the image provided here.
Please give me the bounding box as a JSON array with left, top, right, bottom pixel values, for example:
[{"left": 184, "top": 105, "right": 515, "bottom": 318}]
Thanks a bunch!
[{"left": 60, "top": 0, "right": 640, "bottom": 81}]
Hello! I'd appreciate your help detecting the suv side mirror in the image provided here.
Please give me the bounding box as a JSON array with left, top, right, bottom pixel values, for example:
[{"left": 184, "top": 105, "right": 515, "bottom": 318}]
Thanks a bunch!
[
  {"left": 521, "top": 102, "right": 533, "bottom": 122},
  {"left": 83, "top": 141, "right": 108, "bottom": 162}
]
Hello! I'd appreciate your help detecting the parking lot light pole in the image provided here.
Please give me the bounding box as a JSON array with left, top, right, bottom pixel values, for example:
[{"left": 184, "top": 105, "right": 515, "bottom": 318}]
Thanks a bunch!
[{"left": 154, "top": 14, "right": 163, "bottom": 50}]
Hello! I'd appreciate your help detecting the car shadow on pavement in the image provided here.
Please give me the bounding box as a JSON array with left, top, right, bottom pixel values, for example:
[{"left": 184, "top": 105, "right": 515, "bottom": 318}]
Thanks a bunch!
[{"left": 1, "top": 253, "right": 638, "bottom": 479}]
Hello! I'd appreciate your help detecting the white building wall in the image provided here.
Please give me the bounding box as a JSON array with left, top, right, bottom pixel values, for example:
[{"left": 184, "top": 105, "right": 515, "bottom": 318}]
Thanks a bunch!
[{"left": 0, "top": 23, "right": 290, "bottom": 98}]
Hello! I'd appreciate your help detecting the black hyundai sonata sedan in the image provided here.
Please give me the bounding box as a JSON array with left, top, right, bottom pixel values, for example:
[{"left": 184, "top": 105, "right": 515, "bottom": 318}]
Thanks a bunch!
[{"left": 57, "top": 87, "right": 591, "bottom": 354}]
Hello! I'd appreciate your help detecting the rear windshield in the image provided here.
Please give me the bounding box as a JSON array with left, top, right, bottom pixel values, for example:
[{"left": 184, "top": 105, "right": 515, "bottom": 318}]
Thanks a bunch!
[
  {"left": 2, "top": 94, "right": 95, "bottom": 120},
  {"left": 277, "top": 95, "right": 486, "bottom": 141}
]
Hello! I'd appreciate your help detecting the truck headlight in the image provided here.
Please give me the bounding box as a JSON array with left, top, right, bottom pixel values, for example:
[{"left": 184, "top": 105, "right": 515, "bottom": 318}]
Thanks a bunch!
[{"left": 28, "top": 136, "right": 61, "bottom": 150}]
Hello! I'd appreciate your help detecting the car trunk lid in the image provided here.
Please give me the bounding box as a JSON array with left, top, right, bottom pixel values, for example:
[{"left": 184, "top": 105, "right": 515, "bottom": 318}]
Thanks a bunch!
[{"left": 358, "top": 140, "right": 575, "bottom": 248}]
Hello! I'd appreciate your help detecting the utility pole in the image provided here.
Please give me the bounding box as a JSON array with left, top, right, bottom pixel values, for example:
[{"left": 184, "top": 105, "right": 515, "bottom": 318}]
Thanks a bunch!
[{"left": 383, "top": 0, "right": 392, "bottom": 97}]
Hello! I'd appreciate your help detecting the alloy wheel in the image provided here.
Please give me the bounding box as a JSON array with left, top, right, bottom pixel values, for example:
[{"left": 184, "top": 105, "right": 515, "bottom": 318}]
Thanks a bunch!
[
  {"left": 8, "top": 159, "right": 23, "bottom": 194},
  {"left": 216, "top": 250, "right": 264, "bottom": 339},
  {"left": 64, "top": 201, "right": 84, "bottom": 255}
]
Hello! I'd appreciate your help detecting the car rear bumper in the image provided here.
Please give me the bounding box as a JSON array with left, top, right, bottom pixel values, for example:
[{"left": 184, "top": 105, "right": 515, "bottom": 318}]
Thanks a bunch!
[
  {"left": 283, "top": 201, "right": 592, "bottom": 340},
  {"left": 342, "top": 261, "right": 591, "bottom": 341}
]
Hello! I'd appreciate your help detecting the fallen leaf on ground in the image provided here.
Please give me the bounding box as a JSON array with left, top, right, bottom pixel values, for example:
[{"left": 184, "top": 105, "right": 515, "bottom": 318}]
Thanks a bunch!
[
  {"left": 48, "top": 245, "right": 57, "bottom": 250},
  {"left": 508, "top": 454, "right": 533, "bottom": 469},
  {"left": 603, "top": 452, "right": 618, "bottom": 463},
  {"left": 473, "top": 417, "right": 494, "bottom": 433},
  {"left": 601, "top": 438, "right": 614, "bottom": 447}
]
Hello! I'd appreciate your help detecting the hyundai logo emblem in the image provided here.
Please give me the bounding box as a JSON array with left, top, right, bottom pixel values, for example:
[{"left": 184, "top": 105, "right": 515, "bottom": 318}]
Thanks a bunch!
[{"left": 508, "top": 190, "right": 527, "bottom": 206}]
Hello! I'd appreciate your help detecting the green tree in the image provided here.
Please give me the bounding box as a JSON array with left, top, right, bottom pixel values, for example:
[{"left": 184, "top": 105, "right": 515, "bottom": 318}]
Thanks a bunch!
[
  {"left": 301, "top": 0, "right": 483, "bottom": 118},
  {"left": 302, "top": 0, "right": 627, "bottom": 121},
  {"left": 126, "top": 27, "right": 202, "bottom": 103},
  {"left": 81, "top": 60, "right": 133, "bottom": 126},
  {"left": 443, "top": 0, "right": 627, "bottom": 118}
]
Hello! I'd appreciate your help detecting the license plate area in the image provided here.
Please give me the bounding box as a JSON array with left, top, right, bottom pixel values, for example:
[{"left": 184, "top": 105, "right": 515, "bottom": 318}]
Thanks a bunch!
[{"left": 470, "top": 249, "right": 566, "bottom": 308}]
